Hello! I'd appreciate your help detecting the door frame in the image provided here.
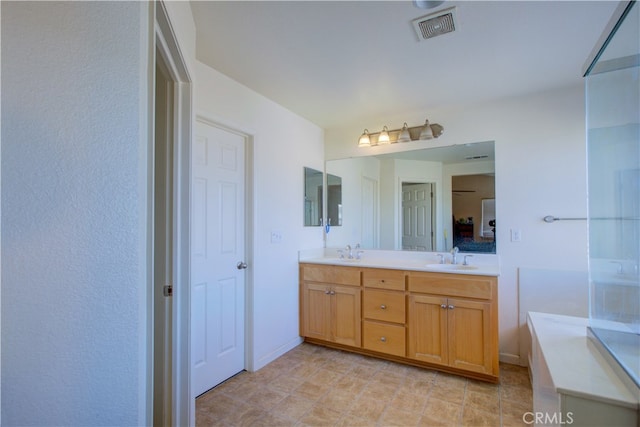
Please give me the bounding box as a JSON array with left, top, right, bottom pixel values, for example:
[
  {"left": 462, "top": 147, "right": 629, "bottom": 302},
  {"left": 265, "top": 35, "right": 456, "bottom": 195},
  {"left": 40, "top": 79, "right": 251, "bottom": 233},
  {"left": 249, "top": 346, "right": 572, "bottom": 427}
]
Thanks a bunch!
[{"left": 153, "top": 2, "right": 192, "bottom": 426}]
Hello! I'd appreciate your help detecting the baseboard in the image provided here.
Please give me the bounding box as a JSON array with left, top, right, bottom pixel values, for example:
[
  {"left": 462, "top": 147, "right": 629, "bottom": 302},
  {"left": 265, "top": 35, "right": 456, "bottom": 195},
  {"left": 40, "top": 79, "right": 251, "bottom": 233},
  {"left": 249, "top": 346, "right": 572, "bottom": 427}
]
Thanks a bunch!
[
  {"left": 252, "top": 336, "right": 303, "bottom": 372},
  {"left": 499, "top": 352, "right": 523, "bottom": 366}
]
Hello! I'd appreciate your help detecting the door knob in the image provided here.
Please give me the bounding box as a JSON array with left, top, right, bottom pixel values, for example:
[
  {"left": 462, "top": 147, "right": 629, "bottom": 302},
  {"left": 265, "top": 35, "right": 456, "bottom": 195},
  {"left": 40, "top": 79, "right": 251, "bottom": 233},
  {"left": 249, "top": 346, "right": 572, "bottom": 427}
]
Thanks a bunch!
[{"left": 236, "top": 261, "right": 248, "bottom": 270}]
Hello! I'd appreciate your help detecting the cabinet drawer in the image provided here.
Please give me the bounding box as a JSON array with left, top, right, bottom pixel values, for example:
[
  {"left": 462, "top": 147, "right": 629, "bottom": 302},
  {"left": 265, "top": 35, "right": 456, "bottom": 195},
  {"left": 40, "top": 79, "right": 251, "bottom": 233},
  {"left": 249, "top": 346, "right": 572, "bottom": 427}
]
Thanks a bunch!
[
  {"left": 363, "top": 321, "right": 406, "bottom": 357},
  {"left": 363, "top": 289, "right": 405, "bottom": 323},
  {"left": 362, "top": 268, "right": 405, "bottom": 291},
  {"left": 408, "top": 272, "right": 495, "bottom": 300},
  {"left": 301, "top": 264, "right": 360, "bottom": 286}
]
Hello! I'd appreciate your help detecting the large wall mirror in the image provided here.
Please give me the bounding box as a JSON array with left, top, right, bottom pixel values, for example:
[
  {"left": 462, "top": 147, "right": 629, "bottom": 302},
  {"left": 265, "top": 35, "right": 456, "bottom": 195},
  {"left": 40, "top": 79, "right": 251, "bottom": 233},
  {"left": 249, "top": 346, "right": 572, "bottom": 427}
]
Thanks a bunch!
[{"left": 325, "top": 141, "right": 495, "bottom": 253}]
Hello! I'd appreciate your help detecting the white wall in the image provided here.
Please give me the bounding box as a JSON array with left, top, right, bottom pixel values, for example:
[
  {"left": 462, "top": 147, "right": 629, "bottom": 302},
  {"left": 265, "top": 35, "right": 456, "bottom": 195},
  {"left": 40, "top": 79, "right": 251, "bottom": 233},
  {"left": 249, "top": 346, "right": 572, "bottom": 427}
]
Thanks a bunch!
[
  {"left": 193, "top": 61, "right": 325, "bottom": 370},
  {"left": 1, "top": 2, "right": 151, "bottom": 425},
  {"left": 326, "top": 86, "right": 589, "bottom": 364}
]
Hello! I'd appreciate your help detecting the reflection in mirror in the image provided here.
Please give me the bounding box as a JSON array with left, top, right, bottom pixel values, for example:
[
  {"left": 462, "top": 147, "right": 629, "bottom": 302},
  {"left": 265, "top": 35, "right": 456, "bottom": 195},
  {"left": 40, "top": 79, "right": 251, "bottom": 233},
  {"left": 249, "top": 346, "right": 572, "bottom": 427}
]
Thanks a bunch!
[
  {"left": 327, "top": 174, "right": 342, "bottom": 226},
  {"left": 325, "top": 141, "right": 495, "bottom": 252},
  {"left": 402, "top": 182, "right": 435, "bottom": 250},
  {"left": 452, "top": 174, "right": 496, "bottom": 253},
  {"left": 304, "top": 167, "right": 323, "bottom": 226}
]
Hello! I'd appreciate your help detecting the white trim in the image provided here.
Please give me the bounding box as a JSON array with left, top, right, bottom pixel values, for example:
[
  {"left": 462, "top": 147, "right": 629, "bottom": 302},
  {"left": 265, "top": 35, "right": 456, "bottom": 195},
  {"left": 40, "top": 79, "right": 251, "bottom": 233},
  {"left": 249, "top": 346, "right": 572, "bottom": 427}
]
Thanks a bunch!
[
  {"left": 499, "top": 353, "right": 522, "bottom": 366},
  {"left": 155, "top": 2, "right": 193, "bottom": 426},
  {"left": 141, "top": 2, "right": 155, "bottom": 425}
]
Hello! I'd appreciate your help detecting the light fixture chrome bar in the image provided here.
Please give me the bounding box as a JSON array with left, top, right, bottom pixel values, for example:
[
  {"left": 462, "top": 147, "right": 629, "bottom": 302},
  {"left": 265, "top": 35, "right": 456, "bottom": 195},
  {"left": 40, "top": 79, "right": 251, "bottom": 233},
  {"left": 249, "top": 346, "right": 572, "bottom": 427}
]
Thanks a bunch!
[{"left": 358, "top": 121, "right": 444, "bottom": 147}]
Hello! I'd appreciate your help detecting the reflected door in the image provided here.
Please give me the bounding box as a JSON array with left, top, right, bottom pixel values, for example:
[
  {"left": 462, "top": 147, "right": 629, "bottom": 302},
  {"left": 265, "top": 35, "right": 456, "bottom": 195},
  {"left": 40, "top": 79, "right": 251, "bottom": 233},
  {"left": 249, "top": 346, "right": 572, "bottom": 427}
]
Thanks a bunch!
[{"left": 402, "top": 183, "right": 434, "bottom": 251}]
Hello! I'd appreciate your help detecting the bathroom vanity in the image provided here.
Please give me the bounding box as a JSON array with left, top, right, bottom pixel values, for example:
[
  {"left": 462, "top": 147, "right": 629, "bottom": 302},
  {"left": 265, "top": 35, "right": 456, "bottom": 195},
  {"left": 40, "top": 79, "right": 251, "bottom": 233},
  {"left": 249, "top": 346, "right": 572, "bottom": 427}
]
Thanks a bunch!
[{"left": 298, "top": 250, "right": 500, "bottom": 383}]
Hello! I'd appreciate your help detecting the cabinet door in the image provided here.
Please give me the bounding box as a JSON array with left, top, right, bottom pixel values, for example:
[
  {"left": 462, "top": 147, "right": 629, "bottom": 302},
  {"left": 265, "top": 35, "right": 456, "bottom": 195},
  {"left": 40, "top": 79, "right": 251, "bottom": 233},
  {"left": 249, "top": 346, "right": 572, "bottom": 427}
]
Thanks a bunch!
[
  {"left": 447, "top": 297, "right": 493, "bottom": 375},
  {"left": 332, "top": 285, "right": 361, "bottom": 347},
  {"left": 302, "top": 283, "right": 331, "bottom": 341},
  {"left": 408, "top": 294, "right": 448, "bottom": 366}
]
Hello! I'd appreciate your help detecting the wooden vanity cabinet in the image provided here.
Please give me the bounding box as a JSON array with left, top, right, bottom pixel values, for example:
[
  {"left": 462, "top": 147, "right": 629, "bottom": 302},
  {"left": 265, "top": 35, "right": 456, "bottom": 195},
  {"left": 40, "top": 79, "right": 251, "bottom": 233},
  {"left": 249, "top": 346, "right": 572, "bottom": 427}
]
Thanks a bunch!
[
  {"left": 299, "top": 263, "right": 499, "bottom": 382},
  {"left": 300, "top": 264, "right": 361, "bottom": 347},
  {"left": 362, "top": 268, "right": 406, "bottom": 357},
  {"left": 407, "top": 272, "right": 498, "bottom": 378}
]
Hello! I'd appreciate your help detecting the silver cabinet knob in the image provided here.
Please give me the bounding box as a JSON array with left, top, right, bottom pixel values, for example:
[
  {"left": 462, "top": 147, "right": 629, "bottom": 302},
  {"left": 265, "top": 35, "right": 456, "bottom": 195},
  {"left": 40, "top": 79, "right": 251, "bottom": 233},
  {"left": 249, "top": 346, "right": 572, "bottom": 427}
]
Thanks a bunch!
[
  {"left": 325, "top": 290, "right": 331, "bottom": 295},
  {"left": 236, "top": 261, "right": 248, "bottom": 270},
  {"left": 380, "top": 337, "right": 387, "bottom": 342},
  {"left": 380, "top": 304, "right": 387, "bottom": 310},
  {"left": 448, "top": 305, "right": 454, "bottom": 309},
  {"left": 441, "top": 304, "right": 447, "bottom": 309},
  {"left": 329, "top": 290, "right": 336, "bottom": 295}
]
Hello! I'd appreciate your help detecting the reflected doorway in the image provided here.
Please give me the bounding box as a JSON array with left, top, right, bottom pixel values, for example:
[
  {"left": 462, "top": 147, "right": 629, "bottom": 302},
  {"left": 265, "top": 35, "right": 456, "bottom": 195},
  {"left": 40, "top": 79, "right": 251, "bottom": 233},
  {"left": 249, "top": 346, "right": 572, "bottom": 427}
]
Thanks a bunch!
[{"left": 451, "top": 174, "right": 496, "bottom": 253}]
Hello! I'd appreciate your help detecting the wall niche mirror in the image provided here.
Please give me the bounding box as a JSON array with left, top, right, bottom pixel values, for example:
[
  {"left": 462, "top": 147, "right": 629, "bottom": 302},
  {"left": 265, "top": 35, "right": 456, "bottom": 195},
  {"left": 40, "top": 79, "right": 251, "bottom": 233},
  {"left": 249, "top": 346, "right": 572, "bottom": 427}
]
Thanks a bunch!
[
  {"left": 304, "top": 167, "right": 323, "bottom": 226},
  {"left": 325, "top": 141, "right": 495, "bottom": 253}
]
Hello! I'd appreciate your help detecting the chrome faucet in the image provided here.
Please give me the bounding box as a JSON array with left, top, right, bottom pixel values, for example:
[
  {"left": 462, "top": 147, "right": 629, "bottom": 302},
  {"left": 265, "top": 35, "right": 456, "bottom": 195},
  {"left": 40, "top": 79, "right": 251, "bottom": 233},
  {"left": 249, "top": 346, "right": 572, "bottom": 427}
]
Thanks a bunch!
[
  {"left": 450, "top": 246, "right": 459, "bottom": 264},
  {"left": 346, "top": 244, "right": 353, "bottom": 259},
  {"left": 463, "top": 254, "right": 473, "bottom": 266}
]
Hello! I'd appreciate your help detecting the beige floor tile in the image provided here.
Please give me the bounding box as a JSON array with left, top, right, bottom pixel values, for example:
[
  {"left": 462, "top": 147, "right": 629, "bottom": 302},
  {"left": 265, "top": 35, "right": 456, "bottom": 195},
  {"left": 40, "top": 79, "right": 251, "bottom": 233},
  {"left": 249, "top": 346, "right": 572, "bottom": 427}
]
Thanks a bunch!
[
  {"left": 317, "top": 389, "right": 357, "bottom": 413},
  {"left": 347, "top": 395, "right": 388, "bottom": 423},
  {"left": 402, "top": 377, "right": 434, "bottom": 396},
  {"left": 244, "top": 387, "right": 288, "bottom": 411},
  {"left": 429, "top": 381, "right": 466, "bottom": 405},
  {"left": 500, "top": 383, "right": 533, "bottom": 404},
  {"left": 422, "top": 396, "right": 462, "bottom": 426},
  {"left": 358, "top": 380, "right": 400, "bottom": 401},
  {"left": 391, "top": 388, "right": 429, "bottom": 413},
  {"left": 195, "top": 344, "right": 533, "bottom": 427},
  {"left": 267, "top": 373, "right": 306, "bottom": 394},
  {"left": 298, "top": 404, "right": 343, "bottom": 426},
  {"left": 271, "top": 394, "right": 315, "bottom": 421},
  {"left": 501, "top": 414, "right": 530, "bottom": 427},
  {"left": 294, "top": 380, "right": 332, "bottom": 401},
  {"left": 307, "top": 367, "right": 345, "bottom": 387},
  {"left": 332, "top": 374, "right": 369, "bottom": 394},
  {"left": 464, "top": 388, "right": 500, "bottom": 413},
  {"left": 196, "top": 393, "right": 243, "bottom": 420},
  {"left": 380, "top": 405, "right": 424, "bottom": 426},
  {"left": 335, "top": 412, "right": 372, "bottom": 427},
  {"left": 462, "top": 405, "right": 501, "bottom": 427},
  {"left": 224, "top": 406, "right": 271, "bottom": 427},
  {"left": 500, "top": 399, "right": 533, "bottom": 421}
]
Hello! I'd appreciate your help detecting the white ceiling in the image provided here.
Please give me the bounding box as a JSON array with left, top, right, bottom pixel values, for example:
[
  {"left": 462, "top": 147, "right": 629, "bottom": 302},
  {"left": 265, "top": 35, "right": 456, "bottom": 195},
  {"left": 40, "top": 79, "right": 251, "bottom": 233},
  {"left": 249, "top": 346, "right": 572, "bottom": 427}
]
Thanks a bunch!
[{"left": 191, "top": 0, "right": 619, "bottom": 130}]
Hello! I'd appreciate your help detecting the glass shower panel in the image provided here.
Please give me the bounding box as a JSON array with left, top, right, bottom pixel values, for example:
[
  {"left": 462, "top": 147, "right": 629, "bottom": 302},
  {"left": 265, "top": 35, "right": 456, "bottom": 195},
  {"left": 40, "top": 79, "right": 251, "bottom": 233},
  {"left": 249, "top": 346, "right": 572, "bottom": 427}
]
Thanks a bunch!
[{"left": 586, "top": 1, "right": 639, "bottom": 387}]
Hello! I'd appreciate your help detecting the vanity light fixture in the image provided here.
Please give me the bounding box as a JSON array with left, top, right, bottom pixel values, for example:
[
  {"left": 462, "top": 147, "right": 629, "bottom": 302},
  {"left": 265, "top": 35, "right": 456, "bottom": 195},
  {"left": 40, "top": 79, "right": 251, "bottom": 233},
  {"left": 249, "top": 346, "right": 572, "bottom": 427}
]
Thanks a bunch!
[
  {"left": 358, "top": 129, "right": 371, "bottom": 147},
  {"left": 356, "top": 118, "right": 444, "bottom": 147},
  {"left": 397, "top": 123, "right": 412, "bottom": 143},
  {"left": 419, "top": 119, "right": 434, "bottom": 140},
  {"left": 378, "top": 126, "right": 391, "bottom": 144}
]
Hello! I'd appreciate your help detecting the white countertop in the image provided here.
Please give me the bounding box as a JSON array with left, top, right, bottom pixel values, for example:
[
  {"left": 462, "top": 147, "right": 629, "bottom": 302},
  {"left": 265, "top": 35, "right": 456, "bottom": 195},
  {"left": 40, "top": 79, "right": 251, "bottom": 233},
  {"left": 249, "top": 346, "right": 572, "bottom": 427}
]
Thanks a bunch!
[
  {"left": 528, "top": 311, "right": 639, "bottom": 409},
  {"left": 298, "top": 248, "right": 500, "bottom": 277}
]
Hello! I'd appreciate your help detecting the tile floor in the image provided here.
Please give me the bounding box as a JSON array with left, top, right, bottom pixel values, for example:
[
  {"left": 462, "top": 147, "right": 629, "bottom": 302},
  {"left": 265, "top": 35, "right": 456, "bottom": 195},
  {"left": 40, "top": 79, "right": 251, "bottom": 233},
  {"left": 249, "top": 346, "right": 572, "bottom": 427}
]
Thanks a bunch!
[{"left": 196, "top": 343, "right": 532, "bottom": 427}]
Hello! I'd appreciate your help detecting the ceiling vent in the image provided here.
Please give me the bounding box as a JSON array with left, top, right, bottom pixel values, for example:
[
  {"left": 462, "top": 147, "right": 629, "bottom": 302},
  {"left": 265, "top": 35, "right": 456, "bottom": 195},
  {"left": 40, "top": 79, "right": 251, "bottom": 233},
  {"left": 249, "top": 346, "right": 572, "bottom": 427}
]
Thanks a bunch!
[{"left": 412, "top": 6, "right": 457, "bottom": 41}]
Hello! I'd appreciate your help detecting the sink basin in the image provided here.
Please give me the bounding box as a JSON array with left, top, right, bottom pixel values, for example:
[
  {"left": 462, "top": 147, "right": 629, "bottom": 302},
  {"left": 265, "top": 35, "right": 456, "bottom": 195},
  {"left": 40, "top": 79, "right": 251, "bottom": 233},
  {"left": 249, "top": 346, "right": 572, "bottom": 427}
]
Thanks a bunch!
[{"left": 425, "top": 264, "right": 479, "bottom": 271}]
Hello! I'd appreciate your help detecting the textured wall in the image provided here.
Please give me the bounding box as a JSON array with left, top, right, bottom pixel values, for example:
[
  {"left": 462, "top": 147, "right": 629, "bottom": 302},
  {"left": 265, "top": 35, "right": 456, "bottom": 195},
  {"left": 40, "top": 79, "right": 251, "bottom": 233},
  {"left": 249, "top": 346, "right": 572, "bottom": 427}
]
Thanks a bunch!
[{"left": 2, "top": 2, "right": 149, "bottom": 425}]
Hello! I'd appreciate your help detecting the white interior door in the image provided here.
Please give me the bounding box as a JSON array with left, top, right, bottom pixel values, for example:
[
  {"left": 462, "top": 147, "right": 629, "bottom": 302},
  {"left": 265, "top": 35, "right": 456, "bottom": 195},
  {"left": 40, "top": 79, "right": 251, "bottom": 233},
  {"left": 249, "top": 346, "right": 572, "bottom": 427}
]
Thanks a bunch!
[
  {"left": 191, "top": 119, "right": 246, "bottom": 397},
  {"left": 402, "top": 183, "right": 434, "bottom": 251}
]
